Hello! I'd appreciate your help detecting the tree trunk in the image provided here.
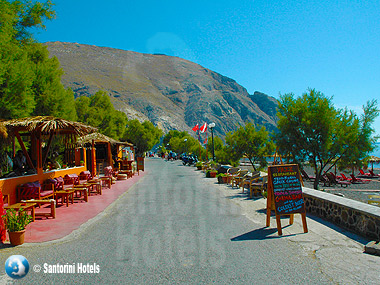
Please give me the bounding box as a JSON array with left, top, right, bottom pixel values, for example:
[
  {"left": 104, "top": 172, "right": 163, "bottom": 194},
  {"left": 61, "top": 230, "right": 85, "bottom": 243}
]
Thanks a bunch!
[
  {"left": 313, "top": 173, "right": 320, "bottom": 189},
  {"left": 248, "top": 157, "right": 256, "bottom": 171}
]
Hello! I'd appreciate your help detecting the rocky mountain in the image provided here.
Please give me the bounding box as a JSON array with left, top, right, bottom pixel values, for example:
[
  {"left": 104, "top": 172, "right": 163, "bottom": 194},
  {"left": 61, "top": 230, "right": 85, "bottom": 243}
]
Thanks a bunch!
[{"left": 45, "top": 41, "right": 278, "bottom": 137}]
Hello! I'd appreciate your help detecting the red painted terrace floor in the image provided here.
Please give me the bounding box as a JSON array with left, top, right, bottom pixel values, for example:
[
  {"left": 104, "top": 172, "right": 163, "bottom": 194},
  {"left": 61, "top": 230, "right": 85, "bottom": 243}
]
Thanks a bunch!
[{"left": 10, "top": 172, "right": 146, "bottom": 244}]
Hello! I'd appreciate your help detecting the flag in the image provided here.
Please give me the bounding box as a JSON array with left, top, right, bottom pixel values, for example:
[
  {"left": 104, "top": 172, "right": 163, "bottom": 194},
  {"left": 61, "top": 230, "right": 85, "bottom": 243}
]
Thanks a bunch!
[
  {"left": 203, "top": 137, "right": 208, "bottom": 144},
  {"left": 200, "top": 123, "right": 207, "bottom": 133},
  {"left": 192, "top": 124, "right": 199, "bottom": 132}
]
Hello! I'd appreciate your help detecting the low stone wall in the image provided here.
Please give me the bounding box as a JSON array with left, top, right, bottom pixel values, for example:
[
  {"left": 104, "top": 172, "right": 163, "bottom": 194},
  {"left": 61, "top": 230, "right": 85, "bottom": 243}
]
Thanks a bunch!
[{"left": 303, "top": 187, "right": 380, "bottom": 240}]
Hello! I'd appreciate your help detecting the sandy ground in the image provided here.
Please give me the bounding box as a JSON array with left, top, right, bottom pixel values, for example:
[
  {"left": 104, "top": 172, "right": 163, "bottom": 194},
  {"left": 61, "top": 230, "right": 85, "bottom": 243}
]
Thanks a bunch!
[{"left": 302, "top": 168, "right": 380, "bottom": 204}]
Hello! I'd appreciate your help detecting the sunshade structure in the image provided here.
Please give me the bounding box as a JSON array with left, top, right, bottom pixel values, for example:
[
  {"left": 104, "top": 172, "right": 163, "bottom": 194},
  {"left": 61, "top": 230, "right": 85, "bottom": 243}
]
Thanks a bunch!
[
  {"left": 368, "top": 155, "right": 380, "bottom": 171},
  {"left": 2, "top": 116, "right": 97, "bottom": 174},
  {"left": 0, "top": 121, "right": 7, "bottom": 138},
  {"left": 77, "top": 132, "right": 133, "bottom": 175},
  {"left": 77, "top": 132, "right": 123, "bottom": 145}
]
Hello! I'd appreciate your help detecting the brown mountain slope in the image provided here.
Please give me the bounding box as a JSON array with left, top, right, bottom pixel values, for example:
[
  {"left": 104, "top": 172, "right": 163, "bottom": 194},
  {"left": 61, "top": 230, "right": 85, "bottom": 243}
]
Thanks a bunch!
[{"left": 45, "top": 41, "right": 278, "bottom": 137}]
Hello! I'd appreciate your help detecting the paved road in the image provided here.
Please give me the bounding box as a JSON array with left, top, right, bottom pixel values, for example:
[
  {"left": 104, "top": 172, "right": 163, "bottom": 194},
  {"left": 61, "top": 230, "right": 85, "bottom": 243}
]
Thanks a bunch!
[{"left": 1, "top": 158, "right": 332, "bottom": 284}]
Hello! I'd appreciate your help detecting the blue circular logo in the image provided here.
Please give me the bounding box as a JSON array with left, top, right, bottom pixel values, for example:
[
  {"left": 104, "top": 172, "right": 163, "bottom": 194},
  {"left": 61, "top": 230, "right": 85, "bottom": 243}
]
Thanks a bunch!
[{"left": 5, "top": 255, "right": 30, "bottom": 279}]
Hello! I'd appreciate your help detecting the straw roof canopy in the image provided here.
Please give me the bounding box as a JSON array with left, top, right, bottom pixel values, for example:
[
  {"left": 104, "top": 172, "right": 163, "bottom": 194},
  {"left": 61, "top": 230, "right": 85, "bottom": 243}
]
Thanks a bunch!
[
  {"left": 3, "top": 116, "right": 97, "bottom": 136},
  {"left": 77, "top": 132, "right": 122, "bottom": 145},
  {"left": 368, "top": 155, "right": 380, "bottom": 163},
  {"left": 0, "top": 121, "right": 7, "bottom": 138},
  {"left": 77, "top": 132, "right": 133, "bottom": 147}
]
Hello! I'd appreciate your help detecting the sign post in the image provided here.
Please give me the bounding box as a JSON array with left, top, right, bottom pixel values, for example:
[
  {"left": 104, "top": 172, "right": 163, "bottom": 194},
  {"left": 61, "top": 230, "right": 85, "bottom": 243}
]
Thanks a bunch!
[
  {"left": 136, "top": 157, "right": 144, "bottom": 175},
  {"left": 266, "top": 164, "right": 308, "bottom": 235}
]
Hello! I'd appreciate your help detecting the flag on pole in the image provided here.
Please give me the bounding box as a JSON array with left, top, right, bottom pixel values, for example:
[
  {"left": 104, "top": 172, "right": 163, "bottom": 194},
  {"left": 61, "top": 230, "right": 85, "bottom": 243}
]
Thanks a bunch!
[
  {"left": 203, "top": 137, "right": 208, "bottom": 144},
  {"left": 192, "top": 124, "right": 199, "bottom": 132},
  {"left": 200, "top": 123, "right": 207, "bottom": 133}
]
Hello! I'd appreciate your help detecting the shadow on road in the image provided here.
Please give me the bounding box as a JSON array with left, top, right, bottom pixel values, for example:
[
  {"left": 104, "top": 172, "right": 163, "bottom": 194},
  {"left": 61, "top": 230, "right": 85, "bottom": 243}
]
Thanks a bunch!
[{"left": 231, "top": 226, "right": 298, "bottom": 241}]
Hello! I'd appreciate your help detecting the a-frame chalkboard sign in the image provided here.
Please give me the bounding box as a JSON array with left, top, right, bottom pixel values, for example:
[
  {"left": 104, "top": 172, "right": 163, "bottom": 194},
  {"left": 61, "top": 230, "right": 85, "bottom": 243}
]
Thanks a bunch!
[{"left": 266, "top": 164, "right": 308, "bottom": 235}]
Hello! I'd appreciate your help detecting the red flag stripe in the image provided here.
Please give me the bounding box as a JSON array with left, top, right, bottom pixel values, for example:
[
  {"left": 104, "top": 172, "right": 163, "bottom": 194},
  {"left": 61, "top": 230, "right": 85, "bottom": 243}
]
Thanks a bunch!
[{"left": 200, "top": 123, "right": 207, "bottom": 133}]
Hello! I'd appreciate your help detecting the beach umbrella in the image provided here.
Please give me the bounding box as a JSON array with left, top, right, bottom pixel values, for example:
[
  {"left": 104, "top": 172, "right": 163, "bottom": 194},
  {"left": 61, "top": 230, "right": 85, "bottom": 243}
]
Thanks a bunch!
[{"left": 368, "top": 155, "right": 380, "bottom": 171}]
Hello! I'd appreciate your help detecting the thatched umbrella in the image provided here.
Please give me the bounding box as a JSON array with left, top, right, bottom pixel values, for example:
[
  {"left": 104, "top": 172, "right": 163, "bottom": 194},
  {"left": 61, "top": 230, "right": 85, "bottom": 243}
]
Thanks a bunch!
[
  {"left": 368, "top": 155, "right": 380, "bottom": 171},
  {"left": 3, "top": 116, "right": 97, "bottom": 136},
  {"left": 2, "top": 116, "right": 97, "bottom": 170},
  {"left": 77, "top": 132, "right": 123, "bottom": 145},
  {"left": 0, "top": 121, "right": 7, "bottom": 138}
]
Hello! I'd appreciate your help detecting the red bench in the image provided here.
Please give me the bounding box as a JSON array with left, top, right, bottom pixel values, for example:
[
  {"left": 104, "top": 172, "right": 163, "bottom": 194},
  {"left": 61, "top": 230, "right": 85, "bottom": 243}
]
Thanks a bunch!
[
  {"left": 64, "top": 174, "right": 80, "bottom": 186},
  {"left": 17, "top": 181, "right": 55, "bottom": 201}
]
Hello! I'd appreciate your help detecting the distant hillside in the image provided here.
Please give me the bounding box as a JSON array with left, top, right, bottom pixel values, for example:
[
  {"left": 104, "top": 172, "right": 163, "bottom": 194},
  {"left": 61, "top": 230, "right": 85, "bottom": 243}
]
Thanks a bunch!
[{"left": 46, "top": 41, "right": 278, "bottom": 137}]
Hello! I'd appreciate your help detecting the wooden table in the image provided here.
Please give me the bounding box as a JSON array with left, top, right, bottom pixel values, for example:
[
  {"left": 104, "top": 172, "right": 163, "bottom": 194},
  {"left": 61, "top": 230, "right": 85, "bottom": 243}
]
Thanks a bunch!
[
  {"left": 87, "top": 180, "right": 102, "bottom": 195},
  {"left": 70, "top": 186, "right": 88, "bottom": 202},
  {"left": 5, "top": 202, "right": 37, "bottom": 221},
  {"left": 55, "top": 190, "right": 75, "bottom": 207},
  {"left": 99, "top": 177, "right": 112, "bottom": 189},
  {"left": 21, "top": 199, "right": 56, "bottom": 219}
]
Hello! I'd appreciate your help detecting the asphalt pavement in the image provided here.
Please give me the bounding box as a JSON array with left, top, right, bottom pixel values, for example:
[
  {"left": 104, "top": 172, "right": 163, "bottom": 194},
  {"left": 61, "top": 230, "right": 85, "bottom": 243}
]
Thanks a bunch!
[{"left": 0, "top": 157, "right": 379, "bottom": 284}]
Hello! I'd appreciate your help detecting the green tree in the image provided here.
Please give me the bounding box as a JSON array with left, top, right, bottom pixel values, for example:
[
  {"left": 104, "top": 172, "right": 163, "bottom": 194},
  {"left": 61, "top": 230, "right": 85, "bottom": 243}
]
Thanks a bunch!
[
  {"left": 163, "top": 131, "right": 207, "bottom": 160},
  {"left": 75, "top": 91, "right": 127, "bottom": 140},
  {"left": 0, "top": 0, "right": 76, "bottom": 120},
  {"left": 123, "top": 119, "right": 163, "bottom": 156},
  {"left": 30, "top": 43, "right": 77, "bottom": 120},
  {"left": 205, "top": 135, "right": 237, "bottom": 165},
  {"left": 275, "top": 89, "right": 379, "bottom": 189},
  {"left": 163, "top": 130, "right": 188, "bottom": 147},
  {"left": 225, "top": 122, "right": 274, "bottom": 171}
]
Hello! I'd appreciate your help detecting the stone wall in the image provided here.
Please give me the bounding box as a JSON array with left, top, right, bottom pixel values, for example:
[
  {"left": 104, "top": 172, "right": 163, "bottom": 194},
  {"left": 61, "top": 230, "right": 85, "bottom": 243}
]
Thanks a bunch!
[{"left": 303, "top": 188, "right": 380, "bottom": 240}]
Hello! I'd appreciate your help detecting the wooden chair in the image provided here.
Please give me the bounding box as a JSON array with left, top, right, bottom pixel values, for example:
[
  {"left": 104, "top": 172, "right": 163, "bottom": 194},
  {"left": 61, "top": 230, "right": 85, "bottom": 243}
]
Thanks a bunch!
[
  {"left": 231, "top": 169, "right": 249, "bottom": 188},
  {"left": 241, "top": 171, "right": 260, "bottom": 193},
  {"left": 226, "top": 167, "right": 240, "bottom": 184},
  {"left": 249, "top": 175, "right": 268, "bottom": 198}
]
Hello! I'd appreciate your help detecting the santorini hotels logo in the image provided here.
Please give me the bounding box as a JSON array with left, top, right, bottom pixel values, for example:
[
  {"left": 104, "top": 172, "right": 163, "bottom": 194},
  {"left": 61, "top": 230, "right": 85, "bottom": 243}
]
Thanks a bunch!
[{"left": 5, "top": 255, "right": 30, "bottom": 279}]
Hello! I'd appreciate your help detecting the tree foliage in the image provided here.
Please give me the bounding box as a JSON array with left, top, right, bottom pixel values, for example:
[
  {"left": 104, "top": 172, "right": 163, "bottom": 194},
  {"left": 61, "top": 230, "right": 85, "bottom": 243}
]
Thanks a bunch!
[
  {"left": 123, "top": 119, "right": 163, "bottom": 156},
  {"left": 206, "top": 135, "right": 238, "bottom": 165},
  {"left": 162, "top": 130, "right": 203, "bottom": 159},
  {"left": 0, "top": 0, "right": 76, "bottom": 120},
  {"left": 75, "top": 91, "right": 127, "bottom": 140},
  {"left": 225, "top": 122, "right": 274, "bottom": 170},
  {"left": 275, "top": 89, "right": 379, "bottom": 189}
]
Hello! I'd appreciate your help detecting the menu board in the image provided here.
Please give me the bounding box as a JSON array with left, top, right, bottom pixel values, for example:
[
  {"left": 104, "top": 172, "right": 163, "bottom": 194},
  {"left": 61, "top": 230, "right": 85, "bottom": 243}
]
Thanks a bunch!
[
  {"left": 137, "top": 157, "right": 144, "bottom": 171},
  {"left": 268, "top": 164, "right": 305, "bottom": 215}
]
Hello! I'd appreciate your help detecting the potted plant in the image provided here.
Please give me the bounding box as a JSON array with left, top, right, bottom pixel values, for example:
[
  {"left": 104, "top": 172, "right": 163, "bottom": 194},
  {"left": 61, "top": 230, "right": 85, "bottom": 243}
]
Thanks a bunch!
[
  {"left": 195, "top": 161, "right": 203, "bottom": 170},
  {"left": 216, "top": 173, "right": 228, "bottom": 184},
  {"left": 206, "top": 169, "right": 217, "bottom": 178},
  {"left": 2, "top": 208, "right": 32, "bottom": 246},
  {"left": 79, "top": 160, "right": 84, "bottom": 166}
]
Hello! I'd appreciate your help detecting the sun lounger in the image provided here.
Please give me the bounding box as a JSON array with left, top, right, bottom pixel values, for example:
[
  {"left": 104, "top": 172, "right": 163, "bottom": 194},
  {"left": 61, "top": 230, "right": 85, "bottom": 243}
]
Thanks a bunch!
[
  {"left": 359, "top": 169, "right": 371, "bottom": 177},
  {"left": 326, "top": 172, "right": 351, "bottom": 187},
  {"left": 301, "top": 169, "right": 315, "bottom": 181},
  {"left": 340, "top": 173, "right": 352, "bottom": 182},
  {"left": 350, "top": 174, "right": 370, "bottom": 184},
  {"left": 368, "top": 170, "right": 380, "bottom": 177}
]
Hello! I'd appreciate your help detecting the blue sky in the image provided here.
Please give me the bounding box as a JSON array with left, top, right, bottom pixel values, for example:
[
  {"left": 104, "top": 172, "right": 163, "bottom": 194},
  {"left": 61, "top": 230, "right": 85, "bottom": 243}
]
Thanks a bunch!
[{"left": 35, "top": 0, "right": 380, "bottom": 137}]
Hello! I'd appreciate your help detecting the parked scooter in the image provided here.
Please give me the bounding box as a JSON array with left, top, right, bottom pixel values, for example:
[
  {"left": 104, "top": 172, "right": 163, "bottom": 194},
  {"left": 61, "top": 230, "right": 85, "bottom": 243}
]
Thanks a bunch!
[{"left": 181, "top": 154, "right": 198, "bottom": 166}]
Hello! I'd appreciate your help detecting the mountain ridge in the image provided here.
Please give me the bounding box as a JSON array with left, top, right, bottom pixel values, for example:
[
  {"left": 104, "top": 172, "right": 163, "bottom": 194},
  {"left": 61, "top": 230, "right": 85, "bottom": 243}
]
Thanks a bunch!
[{"left": 45, "top": 41, "right": 279, "bottom": 137}]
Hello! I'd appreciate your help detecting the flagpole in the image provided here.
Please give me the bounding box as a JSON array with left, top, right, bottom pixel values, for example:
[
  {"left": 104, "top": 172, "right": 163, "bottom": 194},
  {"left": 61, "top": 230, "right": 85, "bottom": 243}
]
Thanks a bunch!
[{"left": 198, "top": 128, "right": 201, "bottom": 159}]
